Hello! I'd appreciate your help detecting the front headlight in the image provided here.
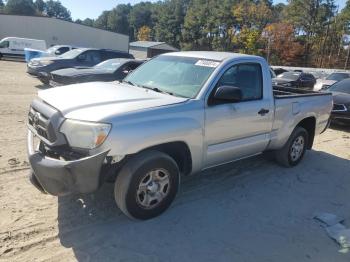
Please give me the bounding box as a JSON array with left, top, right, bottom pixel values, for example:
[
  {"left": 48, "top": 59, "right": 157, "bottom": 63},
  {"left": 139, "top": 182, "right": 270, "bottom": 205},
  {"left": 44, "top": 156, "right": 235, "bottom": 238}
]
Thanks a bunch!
[
  {"left": 60, "top": 119, "right": 111, "bottom": 149},
  {"left": 38, "top": 60, "right": 54, "bottom": 66}
]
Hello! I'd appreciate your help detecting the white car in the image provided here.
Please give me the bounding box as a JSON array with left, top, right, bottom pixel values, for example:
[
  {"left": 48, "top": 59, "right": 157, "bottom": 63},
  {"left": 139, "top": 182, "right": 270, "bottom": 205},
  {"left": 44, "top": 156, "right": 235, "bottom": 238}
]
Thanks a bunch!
[{"left": 314, "top": 72, "right": 350, "bottom": 91}]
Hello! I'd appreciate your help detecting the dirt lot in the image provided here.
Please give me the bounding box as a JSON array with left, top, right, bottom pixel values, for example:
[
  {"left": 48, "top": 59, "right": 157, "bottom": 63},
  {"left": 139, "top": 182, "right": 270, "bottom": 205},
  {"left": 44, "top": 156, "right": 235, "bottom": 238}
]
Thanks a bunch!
[{"left": 0, "top": 60, "right": 350, "bottom": 262}]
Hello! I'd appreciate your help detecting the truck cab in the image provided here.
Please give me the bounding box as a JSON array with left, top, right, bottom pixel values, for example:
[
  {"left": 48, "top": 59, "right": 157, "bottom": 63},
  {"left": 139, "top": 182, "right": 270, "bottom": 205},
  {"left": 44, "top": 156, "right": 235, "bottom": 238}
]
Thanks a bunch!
[{"left": 27, "top": 51, "right": 332, "bottom": 220}]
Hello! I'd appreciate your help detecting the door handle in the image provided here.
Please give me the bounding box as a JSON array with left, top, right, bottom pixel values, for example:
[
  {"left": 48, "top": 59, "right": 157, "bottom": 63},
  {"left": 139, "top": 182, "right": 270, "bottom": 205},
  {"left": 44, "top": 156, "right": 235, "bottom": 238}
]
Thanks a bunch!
[{"left": 258, "top": 108, "right": 269, "bottom": 116}]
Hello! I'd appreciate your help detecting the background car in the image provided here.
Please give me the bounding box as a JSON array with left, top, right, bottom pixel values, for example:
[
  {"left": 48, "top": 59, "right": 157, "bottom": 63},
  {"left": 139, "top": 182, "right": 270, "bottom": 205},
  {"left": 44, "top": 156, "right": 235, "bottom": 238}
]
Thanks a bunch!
[
  {"left": 314, "top": 72, "right": 350, "bottom": 91},
  {"left": 25, "top": 45, "right": 77, "bottom": 62},
  {"left": 49, "top": 58, "right": 144, "bottom": 86},
  {"left": 27, "top": 48, "right": 134, "bottom": 84},
  {"left": 273, "top": 71, "right": 316, "bottom": 89},
  {"left": 272, "top": 67, "right": 288, "bottom": 76},
  {"left": 326, "top": 78, "right": 350, "bottom": 125}
]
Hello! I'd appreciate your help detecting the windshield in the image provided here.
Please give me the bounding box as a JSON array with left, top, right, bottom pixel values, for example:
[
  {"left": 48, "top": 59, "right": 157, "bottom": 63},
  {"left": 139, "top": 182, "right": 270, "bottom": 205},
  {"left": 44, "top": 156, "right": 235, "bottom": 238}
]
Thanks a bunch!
[
  {"left": 94, "top": 59, "right": 123, "bottom": 71},
  {"left": 328, "top": 79, "right": 350, "bottom": 94},
  {"left": 277, "top": 72, "right": 300, "bottom": 80},
  {"left": 326, "top": 72, "right": 350, "bottom": 81},
  {"left": 124, "top": 56, "right": 218, "bottom": 98},
  {"left": 46, "top": 46, "right": 58, "bottom": 54},
  {"left": 59, "top": 49, "right": 84, "bottom": 59}
]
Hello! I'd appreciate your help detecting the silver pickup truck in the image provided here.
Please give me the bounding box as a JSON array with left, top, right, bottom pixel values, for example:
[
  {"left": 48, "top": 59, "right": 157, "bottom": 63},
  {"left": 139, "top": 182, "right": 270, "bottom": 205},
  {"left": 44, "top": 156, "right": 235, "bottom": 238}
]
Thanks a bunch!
[{"left": 27, "top": 52, "right": 333, "bottom": 220}]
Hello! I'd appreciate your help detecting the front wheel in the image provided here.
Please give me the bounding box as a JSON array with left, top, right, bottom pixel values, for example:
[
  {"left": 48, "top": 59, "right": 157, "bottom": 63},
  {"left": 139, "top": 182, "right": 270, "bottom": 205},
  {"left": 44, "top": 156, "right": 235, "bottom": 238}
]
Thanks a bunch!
[
  {"left": 275, "top": 127, "right": 309, "bottom": 167},
  {"left": 114, "top": 150, "right": 180, "bottom": 220}
]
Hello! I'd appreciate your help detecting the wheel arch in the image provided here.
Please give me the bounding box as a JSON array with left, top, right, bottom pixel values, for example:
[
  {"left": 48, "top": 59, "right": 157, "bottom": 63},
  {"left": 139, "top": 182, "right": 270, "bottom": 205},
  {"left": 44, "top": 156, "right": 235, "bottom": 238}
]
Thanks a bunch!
[
  {"left": 137, "top": 141, "right": 193, "bottom": 176},
  {"left": 296, "top": 116, "right": 316, "bottom": 149}
]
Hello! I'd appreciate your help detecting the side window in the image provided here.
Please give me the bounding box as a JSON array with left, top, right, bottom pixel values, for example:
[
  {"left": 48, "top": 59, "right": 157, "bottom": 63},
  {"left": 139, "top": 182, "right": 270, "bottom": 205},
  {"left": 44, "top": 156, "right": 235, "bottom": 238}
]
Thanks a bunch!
[
  {"left": 58, "top": 47, "right": 69, "bottom": 54},
  {"left": 0, "top": 41, "right": 10, "bottom": 48},
  {"left": 84, "top": 51, "right": 101, "bottom": 64},
  {"left": 216, "top": 63, "right": 263, "bottom": 101}
]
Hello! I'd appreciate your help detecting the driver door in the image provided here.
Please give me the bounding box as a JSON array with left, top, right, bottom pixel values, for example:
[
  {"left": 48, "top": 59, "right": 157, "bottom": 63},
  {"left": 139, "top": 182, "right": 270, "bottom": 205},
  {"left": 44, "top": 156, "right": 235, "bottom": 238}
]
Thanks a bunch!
[{"left": 204, "top": 63, "right": 273, "bottom": 168}]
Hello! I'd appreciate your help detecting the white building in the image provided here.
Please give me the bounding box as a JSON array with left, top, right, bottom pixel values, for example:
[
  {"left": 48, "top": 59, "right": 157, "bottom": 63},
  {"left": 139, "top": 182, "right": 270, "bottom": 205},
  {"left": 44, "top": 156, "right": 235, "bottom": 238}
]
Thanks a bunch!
[{"left": 0, "top": 14, "right": 129, "bottom": 52}]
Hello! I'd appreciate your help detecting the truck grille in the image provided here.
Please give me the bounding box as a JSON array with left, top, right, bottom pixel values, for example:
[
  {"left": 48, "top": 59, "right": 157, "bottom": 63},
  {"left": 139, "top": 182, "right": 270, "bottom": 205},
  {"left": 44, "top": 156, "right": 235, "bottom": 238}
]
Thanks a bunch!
[
  {"left": 332, "top": 104, "right": 347, "bottom": 112},
  {"left": 28, "top": 107, "right": 57, "bottom": 142}
]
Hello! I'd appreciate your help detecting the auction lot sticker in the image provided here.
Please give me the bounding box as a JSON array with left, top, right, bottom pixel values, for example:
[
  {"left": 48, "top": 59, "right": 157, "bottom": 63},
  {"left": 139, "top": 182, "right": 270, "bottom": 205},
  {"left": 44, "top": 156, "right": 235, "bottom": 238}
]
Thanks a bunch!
[{"left": 195, "top": 60, "right": 220, "bottom": 68}]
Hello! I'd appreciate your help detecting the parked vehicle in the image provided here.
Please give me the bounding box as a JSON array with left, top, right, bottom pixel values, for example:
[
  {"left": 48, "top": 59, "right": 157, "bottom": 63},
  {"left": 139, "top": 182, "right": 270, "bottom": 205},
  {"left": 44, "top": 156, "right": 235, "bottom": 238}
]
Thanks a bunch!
[
  {"left": 27, "top": 52, "right": 332, "bottom": 220},
  {"left": 314, "top": 72, "right": 350, "bottom": 91},
  {"left": 49, "top": 59, "right": 144, "bottom": 87},
  {"left": 25, "top": 45, "right": 77, "bottom": 62},
  {"left": 325, "top": 79, "right": 350, "bottom": 125},
  {"left": 272, "top": 67, "right": 288, "bottom": 76},
  {"left": 27, "top": 48, "right": 134, "bottom": 84},
  {"left": 273, "top": 71, "right": 316, "bottom": 89},
  {"left": 0, "top": 37, "right": 46, "bottom": 59}
]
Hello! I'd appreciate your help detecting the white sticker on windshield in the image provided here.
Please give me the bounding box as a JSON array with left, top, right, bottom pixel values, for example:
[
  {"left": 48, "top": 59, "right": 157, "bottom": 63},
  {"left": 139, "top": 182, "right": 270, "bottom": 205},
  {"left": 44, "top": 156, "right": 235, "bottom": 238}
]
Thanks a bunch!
[{"left": 195, "top": 60, "right": 220, "bottom": 68}]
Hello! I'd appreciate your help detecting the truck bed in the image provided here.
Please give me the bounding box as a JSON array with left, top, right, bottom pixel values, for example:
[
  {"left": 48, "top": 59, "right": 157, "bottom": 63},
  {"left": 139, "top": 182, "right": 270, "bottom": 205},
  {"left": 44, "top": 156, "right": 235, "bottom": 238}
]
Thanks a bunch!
[{"left": 273, "top": 86, "right": 331, "bottom": 99}]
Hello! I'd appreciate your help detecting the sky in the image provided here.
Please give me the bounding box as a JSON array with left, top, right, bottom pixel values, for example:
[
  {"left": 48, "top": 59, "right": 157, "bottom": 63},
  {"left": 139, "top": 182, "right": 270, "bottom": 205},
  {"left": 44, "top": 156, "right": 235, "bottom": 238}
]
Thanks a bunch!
[{"left": 59, "top": 0, "right": 348, "bottom": 20}]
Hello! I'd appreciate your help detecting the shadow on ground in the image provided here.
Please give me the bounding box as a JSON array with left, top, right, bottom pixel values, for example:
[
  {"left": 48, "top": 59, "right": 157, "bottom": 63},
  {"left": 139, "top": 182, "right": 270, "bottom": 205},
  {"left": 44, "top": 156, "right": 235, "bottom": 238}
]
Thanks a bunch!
[
  {"left": 330, "top": 123, "right": 350, "bottom": 133},
  {"left": 57, "top": 150, "right": 350, "bottom": 262}
]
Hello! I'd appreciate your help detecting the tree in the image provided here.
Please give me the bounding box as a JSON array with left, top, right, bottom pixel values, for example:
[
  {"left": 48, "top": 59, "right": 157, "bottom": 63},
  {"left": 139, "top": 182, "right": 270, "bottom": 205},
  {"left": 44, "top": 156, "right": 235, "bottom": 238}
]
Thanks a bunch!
[
  {"left": 0, "top": 0, "right": 4, "bottom": 12},
  {"left": 45, "top": 0, "right": 71, "bottom": 21},
  {"left": 284, "top": 0, "right": 337, "bottom": 66},
  {"left": 137, "top": 25, "right": 151, "bottom": 41},
  {"left": 129, "top": 2, "right": 155, "bottom": 40},
  {"left": 94, "top": 10, "right": 111, "bottom": 30},
  {"left": 34, "top": 0, "right": 45, "bottom": 13},
  {"left": 107, "top": 4, "right": 132, "bottom": 35},
  {"left": 82, "top": 18, "right": 94, "bottom": 27},
  {"left": 264, "top": 23, "right": 304, "bottom": 65},
  {"left": 182, "top": 0, "right": 221, "bottom": 50},
  {"left": 154, "top": 0, "right": 190, "bottom": 48},
  {"left": 5, "top": 0, "right": 36, "bottom": 15}
]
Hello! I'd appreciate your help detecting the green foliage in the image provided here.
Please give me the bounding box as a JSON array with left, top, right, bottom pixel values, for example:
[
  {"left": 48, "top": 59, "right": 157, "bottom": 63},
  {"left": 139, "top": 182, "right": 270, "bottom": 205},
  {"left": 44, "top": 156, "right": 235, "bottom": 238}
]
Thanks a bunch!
[
  {"left": 45, "top": 0, "right": 71, "bottom": 21},
  {"left": 154, "top": 0, "right": 190, "bottom": 48},
  {"left": 129, "top": 2, "right": 155, "bottom": 40},
  {"left": 5, "top": 0, "right": 36, "bottom": 15},
  {"left": 34, "top": 0, "right": 45, "bottom": 13},
  {"left": 94, "top": 10, "right": 111, "bottom": 30},
  {"left": 107, "top": 4, "right": 132, "bottom": 35}
]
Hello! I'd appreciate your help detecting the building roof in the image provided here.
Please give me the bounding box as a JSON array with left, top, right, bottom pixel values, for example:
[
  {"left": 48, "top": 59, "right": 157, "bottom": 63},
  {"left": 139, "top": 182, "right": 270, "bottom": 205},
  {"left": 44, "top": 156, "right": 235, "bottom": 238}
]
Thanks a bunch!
[{"left": 130, "top": 41, "right": 166, "bottom": 48}]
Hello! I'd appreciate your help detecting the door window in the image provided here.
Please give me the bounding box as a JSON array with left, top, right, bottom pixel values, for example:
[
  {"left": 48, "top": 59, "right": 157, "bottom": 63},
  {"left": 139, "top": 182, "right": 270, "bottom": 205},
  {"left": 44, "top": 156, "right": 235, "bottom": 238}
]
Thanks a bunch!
[
  {"left": 215, "top": 63, "right": 263, "bottom": 101},
  {"left": 0, "top": 41, "right": 9, "bottom": 48},
  {"left": 79, "top": 51, "right": 101, "bottom": 64}
]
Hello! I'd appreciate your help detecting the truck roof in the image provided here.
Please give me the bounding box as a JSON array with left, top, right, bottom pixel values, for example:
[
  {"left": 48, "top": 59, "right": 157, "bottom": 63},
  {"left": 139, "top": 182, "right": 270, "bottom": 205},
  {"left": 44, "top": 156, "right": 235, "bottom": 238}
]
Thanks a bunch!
[{"left": 163, "top": 51, "right": 259, "bottom": 62}]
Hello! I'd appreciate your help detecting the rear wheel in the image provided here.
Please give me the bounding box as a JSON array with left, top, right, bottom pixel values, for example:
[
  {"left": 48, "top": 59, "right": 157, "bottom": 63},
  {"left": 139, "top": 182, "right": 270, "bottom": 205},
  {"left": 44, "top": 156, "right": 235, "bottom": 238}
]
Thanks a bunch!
[
  {"left": 275, "top": 127, "right": 309, "bottom": 167},
  {"left": 114, "top": 150, "right": 180, "bottom": 220}
]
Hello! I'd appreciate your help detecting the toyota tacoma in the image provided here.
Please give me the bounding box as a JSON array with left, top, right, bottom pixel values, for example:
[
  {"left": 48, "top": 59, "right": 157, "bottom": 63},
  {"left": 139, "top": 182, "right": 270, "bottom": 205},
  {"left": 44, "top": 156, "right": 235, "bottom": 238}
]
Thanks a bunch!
[{"left": 27, "top": 52, "right": 333, "bottom": 220}]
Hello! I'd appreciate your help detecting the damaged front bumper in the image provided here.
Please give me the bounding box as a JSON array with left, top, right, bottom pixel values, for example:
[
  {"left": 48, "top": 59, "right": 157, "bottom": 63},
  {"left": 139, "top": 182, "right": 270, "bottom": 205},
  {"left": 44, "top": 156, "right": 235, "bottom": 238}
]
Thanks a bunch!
[{"left": 27, "top": 130, "right": 109, "bottom": 196}]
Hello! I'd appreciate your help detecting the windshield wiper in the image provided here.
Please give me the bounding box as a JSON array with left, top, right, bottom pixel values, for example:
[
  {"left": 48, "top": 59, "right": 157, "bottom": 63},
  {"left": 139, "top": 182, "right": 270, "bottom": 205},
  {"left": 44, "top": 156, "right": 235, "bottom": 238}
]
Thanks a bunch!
[
  {"left": 121, "top": 80, "right": 135, "bottom": 86},
  {"left": 138, "top": 85, "right": 175, "bottom": 96}
]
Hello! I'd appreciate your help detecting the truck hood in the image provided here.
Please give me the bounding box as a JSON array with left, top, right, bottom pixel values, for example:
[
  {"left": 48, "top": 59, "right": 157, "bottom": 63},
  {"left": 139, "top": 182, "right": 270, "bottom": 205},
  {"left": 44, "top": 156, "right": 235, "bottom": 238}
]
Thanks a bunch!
[{"left": 38, "top": 82, "right": 188, "bottom": 121}]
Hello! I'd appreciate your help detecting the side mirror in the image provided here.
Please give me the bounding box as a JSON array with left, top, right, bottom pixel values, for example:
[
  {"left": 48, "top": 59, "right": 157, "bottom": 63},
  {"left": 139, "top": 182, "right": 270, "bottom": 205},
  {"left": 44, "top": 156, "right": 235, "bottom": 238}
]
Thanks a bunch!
[
  {"left": 54, "top": 50, "right": 62, "bottom": 55},
  {"left": 213, "top": 85, "right": 242, "bottom": 103}
]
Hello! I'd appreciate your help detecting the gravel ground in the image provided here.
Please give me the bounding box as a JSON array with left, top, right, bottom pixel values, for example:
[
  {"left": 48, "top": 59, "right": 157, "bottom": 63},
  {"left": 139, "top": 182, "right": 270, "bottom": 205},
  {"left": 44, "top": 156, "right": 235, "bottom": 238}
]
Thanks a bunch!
[{"left": 0, "top": 60, "right": 350, "bottom": 262}]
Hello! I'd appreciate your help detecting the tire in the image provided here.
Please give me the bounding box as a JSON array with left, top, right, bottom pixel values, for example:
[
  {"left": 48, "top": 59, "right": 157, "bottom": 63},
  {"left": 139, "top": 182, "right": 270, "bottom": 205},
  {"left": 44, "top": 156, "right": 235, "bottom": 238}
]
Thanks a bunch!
[
  {"left": 114, "top": 150, "right": 180, "bottom": 220},
  {"left": 275, "top": 127, "right": 309, "bottom": 167},
  {"left": 39, "top": 77, "right": 49, "bottom": 85}
]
